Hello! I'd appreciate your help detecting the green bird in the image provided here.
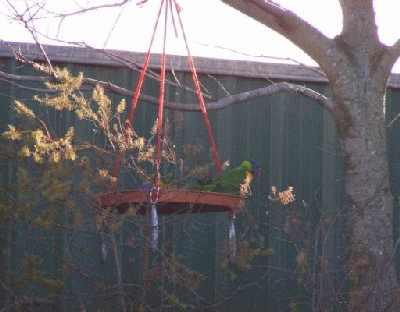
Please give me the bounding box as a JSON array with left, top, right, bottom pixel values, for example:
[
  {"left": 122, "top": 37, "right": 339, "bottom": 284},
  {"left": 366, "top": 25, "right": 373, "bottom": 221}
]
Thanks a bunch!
[{"left": 201, "top": 160, "right": 260, "bottom": 195}]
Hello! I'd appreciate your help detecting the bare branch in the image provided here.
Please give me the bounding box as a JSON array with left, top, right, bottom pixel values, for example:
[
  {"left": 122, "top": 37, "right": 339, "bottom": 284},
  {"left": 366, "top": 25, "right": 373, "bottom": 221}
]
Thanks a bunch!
[
  {"left": 36, "top": 0, "right": 132, "bottom": 19},
  {"left": 220, "top": 0, "right": 336, "bottom": 73},
  {"left": 0, "top": 69, "right": 334, "bottom": 112},
  {"left": 379, "top": 39, "right": 400, "bottom": 74},
  {"left": 392, "top": 39, "right": 400, "bottom": 56},
  {"left": 5, "top": 1, "right": 55, "bottom": 73}
]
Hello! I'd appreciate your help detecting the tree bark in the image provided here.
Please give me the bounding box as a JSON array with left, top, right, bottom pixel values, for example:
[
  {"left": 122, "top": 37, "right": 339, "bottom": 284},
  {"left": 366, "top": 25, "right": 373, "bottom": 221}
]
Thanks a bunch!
[{"left": 331, "top": 72, "right": 399, "bottom": 311}]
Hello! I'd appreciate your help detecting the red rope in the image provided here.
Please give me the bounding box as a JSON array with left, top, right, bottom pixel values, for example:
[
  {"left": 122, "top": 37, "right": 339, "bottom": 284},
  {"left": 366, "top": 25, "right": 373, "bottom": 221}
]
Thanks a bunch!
[
  {"left": 126, "top": 0, "right": 165, "bottom": 128},
  {"left": 112, "top": 0, "right": 223, "bottom": 193},
  {"left": 152, "top": 0, "right": 169, "bottom": 198},
  {"left": 172, "top": 0, "right": 222, "bottom": 174},
  {"left": 111, "top": 0, "right": 165, "bottom": 181}
]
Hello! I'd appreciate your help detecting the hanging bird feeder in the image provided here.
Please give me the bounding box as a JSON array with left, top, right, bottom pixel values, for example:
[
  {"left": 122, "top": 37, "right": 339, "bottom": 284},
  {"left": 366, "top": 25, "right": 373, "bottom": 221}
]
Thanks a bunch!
[
  {"left": 99, "top": 189, "right": 245, "bottom": 215},
  {"left": 97, "top": 0, "right": 244, "bottom": 253}
]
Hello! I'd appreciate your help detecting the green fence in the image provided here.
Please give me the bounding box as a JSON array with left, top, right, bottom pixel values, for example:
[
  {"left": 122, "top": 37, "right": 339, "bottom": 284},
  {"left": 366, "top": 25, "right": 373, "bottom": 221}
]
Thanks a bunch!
[{"left": 0, "top": 43, "right": 398, "bottom": 311}]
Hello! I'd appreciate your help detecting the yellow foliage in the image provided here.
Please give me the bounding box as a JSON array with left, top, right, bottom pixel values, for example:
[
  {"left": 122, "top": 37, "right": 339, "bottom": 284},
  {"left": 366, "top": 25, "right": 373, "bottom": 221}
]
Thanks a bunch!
[
  {"left": 65, "top": 145, "right": 76, "bottom": 161},
  {"left": 17, "top": 127, "right": 76, "bottom": 164},
  {"left": 19, "top": 146, "right": 31, "bottom": 158},
  {"left": 14, "top": 100, "right": 35, "bottom": 119},
  {"left": 98, "top": 169, "right": 109, "bottom": 178},
  {"left": 64, "top": 126, "right": 74, "bottom": 140},
  {"left": 33, "top": 152, "right": 44, "bottom": 163},
  {"left": 93, "top": 85, "right": 111, "bottom": 123},
  {"left": 240, "top": 171, "right": 254, "bottom": 196},
  {"left": 32, "top": 129, "right": 45, "bottom": 143},
  {"left": 117, "top": 98, "right": 126, "bottom": 113},
  {"left": 134, "top": 137, "right": 145, "bottom": 150},
  {"left": 270, "top": 186, "right": 296, "bottom": 205},
  {"left": 71, "top": 94, "right": 98, "bottom": 121},
  {"left": 3, "top": 125, "right": 22, "bottom": 141},
  {"left": 36, "top": 68, "right": 84, "bottom": 112},
  {"left": 44, "top": 68, "right": 83, "bottom": 98}
]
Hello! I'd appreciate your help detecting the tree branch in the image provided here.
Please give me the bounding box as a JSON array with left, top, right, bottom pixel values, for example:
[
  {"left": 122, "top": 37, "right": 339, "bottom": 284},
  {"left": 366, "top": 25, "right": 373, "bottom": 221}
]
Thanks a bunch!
[
  {"left": 220, "top": 0, "right": 336, "bottom": 73},
  {"left": 339, "top": 0, "right": 379, "bottom": 43},
  {"left": 0, "top": 69, "right": 334, "bottom": 112},
  {"left": 379, "top": 39, "right": 400, "bottom": 74},
  {"left": 336, "top": 1, "right": 397, "bottom": 82},
  {"left": 392, "top": 39, "right": 400, "bottom": 57}
]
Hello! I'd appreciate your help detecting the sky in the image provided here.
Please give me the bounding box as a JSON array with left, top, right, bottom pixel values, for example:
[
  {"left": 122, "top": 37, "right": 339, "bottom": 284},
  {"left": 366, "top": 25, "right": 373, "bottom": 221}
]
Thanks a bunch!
[{"left": 1, "top": 0, "right": 400, "bottom": 72}]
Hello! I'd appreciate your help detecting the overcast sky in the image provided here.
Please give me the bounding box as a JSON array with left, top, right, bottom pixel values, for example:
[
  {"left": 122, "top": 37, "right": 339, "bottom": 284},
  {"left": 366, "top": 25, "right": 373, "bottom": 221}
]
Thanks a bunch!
[{"left": 1, "top": 0, "right": 400, "bottom": 72}]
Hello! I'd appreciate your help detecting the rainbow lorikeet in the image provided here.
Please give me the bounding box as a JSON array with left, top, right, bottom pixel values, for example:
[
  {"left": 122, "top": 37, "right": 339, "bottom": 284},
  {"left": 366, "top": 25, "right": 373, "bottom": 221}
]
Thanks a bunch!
[{"left": 201, "top": 160, "right": 260, "bottom": 195}]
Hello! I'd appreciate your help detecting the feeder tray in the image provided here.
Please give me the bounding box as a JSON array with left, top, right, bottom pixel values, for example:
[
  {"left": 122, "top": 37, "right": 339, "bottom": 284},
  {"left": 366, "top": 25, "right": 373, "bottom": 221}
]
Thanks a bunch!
[
  {"left": 99, "top": 1, "right": 245, "bottom": 224},
  {"left": 98, "top": 189, "right": 245, "bottom": 215}
]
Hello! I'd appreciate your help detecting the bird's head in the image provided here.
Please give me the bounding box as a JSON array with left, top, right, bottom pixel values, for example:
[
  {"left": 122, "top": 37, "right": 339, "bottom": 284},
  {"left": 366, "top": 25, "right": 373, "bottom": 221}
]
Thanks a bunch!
[
  {"left": 240, "top": 160, "right": 252, "bottom": 171},
  {"left": 240, "top": 160, "right": 261, "bottom": 176}
]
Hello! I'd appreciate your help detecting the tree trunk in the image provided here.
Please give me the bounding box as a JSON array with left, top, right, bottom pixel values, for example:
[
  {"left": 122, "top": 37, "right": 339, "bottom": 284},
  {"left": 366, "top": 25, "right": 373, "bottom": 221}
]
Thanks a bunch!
[
  {"left": 333, "top": 75, "right": 399, "bottom": 311},
  {"left": 219, "top": 1, "right": 400, "bottom": 310}
]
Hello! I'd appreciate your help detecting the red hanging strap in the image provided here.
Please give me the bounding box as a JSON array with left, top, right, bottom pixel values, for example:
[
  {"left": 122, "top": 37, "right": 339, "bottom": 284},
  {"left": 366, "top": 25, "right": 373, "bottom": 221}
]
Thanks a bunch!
[
  {"left": 112, "top": 0, "right": 223, "bottom": 193},
  {"left": 172, "top": 0, "right": 222, "bottom": 174},
  {"left": 151, "top": 0, "right": 169, "bottom": 202},
  {"left": 111, "top": 0, "right": 166, "bottom": 181},
  {"left": 126, "top": 0, "right": 165, "bottom": 128}
]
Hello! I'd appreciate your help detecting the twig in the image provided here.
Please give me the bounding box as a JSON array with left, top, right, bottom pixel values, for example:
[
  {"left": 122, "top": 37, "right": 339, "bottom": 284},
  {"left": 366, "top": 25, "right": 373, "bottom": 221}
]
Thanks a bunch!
[
  {"left": 35, "top": 0, "right": 132, "bottom": 20},
  {"left": 5, "top": 1, "right": 55, "bottom": 73},
  {"left": 103, "top": 7, "right": 125, "bottom": 48}
]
